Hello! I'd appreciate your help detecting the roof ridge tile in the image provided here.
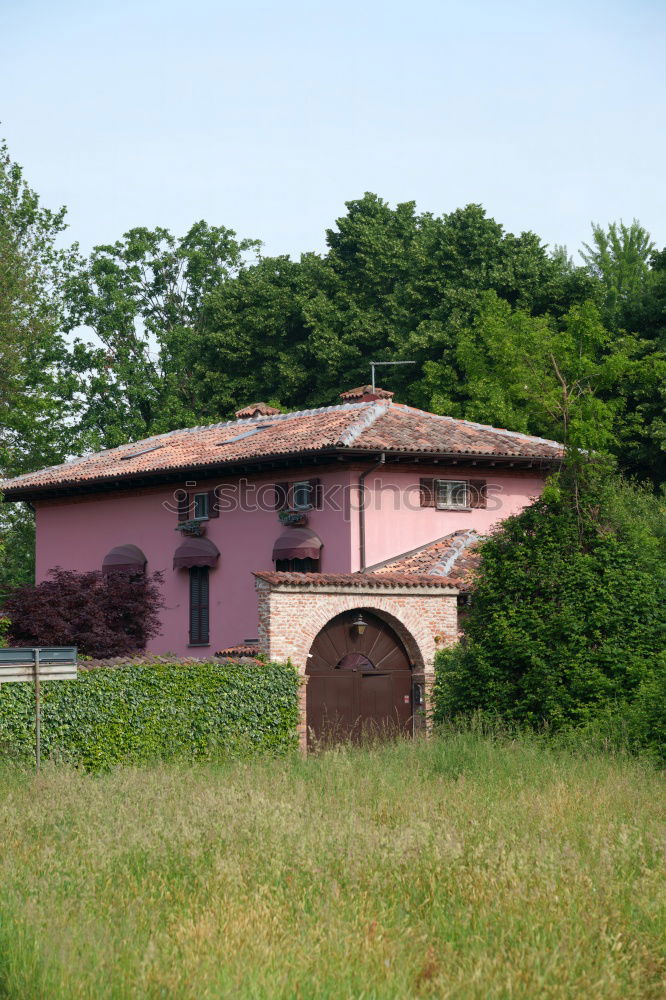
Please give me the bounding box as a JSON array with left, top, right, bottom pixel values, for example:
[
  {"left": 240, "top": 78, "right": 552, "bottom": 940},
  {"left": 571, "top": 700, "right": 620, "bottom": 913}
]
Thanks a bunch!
[
  {"left": 336, "top": 400, "right": 390, "bottom": 446},
  {"left": 364, "top": 529, "right": 475, "bottom": 573}
]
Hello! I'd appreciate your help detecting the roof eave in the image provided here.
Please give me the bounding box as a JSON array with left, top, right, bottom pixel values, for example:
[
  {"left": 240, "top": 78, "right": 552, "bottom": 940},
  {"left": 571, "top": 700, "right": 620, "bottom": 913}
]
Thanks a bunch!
[{"left": 0, "top": 445, "right": 563, "bottom": 503}]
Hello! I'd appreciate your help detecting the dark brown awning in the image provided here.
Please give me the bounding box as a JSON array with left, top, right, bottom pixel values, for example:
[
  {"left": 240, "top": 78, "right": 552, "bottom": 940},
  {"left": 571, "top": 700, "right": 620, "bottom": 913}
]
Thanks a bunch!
[
  {"left": 102, "top": 544, "right": 147, "bottom": 574},
  {"left": 173, "top": 537, "right": 220, "bottom": 570},
  {"left": 272, "top": 527, "right": 323, "bottom": 562}
]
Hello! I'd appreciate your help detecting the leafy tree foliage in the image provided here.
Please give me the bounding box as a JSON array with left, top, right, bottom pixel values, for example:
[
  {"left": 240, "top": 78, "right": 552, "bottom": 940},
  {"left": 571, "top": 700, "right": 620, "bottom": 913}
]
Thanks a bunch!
[
  {"left": 0, "top": 139, "right": 79, "bottom": 475},
  {"left": 579, "top": 221, "right": 666, "bottom": 483},
  {"left": 434, "top": 470, "right": 666, "bottom": 731},
  {"left": 4, "top": 568, "right": 164, "bottom": 658},
  {"left": 581, "top": 220, "right": 655, "bottom": 331},
  {"left": 179, "top": 198, "right": 598, "bottom": 415},
  {"left": 65, "top": 223, "right": 260, "bottom": 447},
  {"left": 0, "top": 140, "right": 80, "bottom": 595},
  {"left": 0, "top": 504, "right": 34, "bottom": 599},
  {"left": 58, "top": 190, "right": 665, "bottom": 486}
]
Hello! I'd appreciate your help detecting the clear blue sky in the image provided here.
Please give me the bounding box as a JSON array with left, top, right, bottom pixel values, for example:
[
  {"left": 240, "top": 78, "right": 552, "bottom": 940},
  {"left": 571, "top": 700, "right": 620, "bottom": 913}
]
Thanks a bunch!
[{"left": 2, "top": 0, "right": 665, "bottom": 260}]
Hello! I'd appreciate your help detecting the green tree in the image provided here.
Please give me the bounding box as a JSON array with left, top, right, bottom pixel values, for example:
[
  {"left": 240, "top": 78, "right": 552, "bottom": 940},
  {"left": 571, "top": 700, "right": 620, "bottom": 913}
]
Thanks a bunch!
[
  {"left": 424, "top": 294, "right": 620, "bottom": 456},
  {"left": 198, "top": 196, "right": 597, "bottom": 416},
  {"left": 581, "top": 220, "right": 655, "bottom": 330},
  {"left": 66, "top": 222, "right": 261, "bottom": 447},
  {"left": 578, "top": 222, "right": 666, "bottom": 485},
  {"left": 434, "top": 469, "right": 666, "bottom": 731},
  {"left": 0, "top": 503, "right": 35, "bottom": 600},
  {"left": 0, "top": 138, "right": 79, "bottom": 593},
  {"left": 0, "top": 138, "right": 79, "bottom": 474}
]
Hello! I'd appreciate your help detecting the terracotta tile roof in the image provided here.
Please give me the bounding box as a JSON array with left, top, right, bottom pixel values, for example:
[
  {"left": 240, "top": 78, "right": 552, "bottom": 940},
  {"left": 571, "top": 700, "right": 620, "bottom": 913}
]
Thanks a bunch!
[
  {"left": 253, "top": 570, "right": 460, "bottom": 589},
  {"left": 234, "top": 402, "right": 281, "bottom": 418},
  {"left": 339, "top": 385, "right": 394, "bottom": 401},
  {"left": 357, "top": 404, "right": 563, "bottom": 459},
  {"left": 214, "top": 645, "right": 263, "bottom": 660},
  {"left": 366, "top": 529, "right": 483, "bottom": 589},
  {"left": 254, "top": 530, "right": 484, "bottom": 593},
  {"left": 1, "top": 399, "right": 563, "bottom": 498}
]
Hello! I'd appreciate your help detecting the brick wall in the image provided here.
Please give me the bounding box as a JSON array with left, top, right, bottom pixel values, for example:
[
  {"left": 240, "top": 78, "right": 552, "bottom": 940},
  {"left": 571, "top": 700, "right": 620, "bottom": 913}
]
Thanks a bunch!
[{"left": 255, "top": 578, "right": 458, "bottom": 748}]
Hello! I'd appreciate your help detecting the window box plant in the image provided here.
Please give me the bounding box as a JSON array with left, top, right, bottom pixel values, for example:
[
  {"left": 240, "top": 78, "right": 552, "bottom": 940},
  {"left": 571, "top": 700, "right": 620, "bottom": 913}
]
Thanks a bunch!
[
  {"left": 278, "top": 509, "right": 309, "bottom": 526},
  {"left": 175, "top": 519, "right": 206, "bottom": 537}
]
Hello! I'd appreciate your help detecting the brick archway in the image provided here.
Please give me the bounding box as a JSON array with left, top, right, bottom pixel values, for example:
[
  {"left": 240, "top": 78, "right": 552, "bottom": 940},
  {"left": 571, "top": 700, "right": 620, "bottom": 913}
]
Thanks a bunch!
[{"left": 254, "top": 576, "right": 459, "bottom": 748}]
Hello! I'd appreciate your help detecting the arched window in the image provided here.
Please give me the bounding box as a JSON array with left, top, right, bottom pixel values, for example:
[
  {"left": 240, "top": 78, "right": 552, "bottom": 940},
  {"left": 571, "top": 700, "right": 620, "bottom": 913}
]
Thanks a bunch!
[{"left": 172, "top": 537, "right": 219, "bottom": 647}]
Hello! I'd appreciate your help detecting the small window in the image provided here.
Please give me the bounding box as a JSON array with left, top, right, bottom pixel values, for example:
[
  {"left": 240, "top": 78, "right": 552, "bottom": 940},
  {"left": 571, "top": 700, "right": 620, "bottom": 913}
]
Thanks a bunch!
[
  {"left": 275, "top": 557, "right": 319, "bottom": 573},
  {"left": 189, "top": 566, "right": 209, "bottom": 645},
  {"left": 435, "top": 479, "right": 469, "bottom": 510},
  {"left": 192, "top": 492, "right": 209, "bottom": 520},
  {"left": 292, "top": 481, "right": 313, "bottom": 511}
]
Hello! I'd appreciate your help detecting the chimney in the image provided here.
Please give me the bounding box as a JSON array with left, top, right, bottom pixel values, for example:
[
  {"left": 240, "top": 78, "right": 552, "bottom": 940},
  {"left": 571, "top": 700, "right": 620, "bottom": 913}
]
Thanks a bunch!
[
  {"left": 234, "top": 402, "right": 281, "bottom": 419},
  {"left": 339, "top": 385, "right": 394, "bottom": 404}
]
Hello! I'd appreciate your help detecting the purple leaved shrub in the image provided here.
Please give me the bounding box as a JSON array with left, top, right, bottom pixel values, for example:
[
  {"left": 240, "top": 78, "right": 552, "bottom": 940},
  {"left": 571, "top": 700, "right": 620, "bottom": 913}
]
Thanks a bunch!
[{"left": 3, "top": 568, "right": 164, "bottom": 658}]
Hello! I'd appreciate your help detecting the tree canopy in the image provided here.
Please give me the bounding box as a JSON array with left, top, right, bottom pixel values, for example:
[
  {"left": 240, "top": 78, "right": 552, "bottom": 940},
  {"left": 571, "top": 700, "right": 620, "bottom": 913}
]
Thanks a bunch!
[
  {"left": 433, "top": 468, "right": 666, "bottom": 741},
  {"left": 1, "top": 139, "right": 666, "bottom": 594},
  {"left": 64, "top": 192, "right": 666, "bottom": 487}
]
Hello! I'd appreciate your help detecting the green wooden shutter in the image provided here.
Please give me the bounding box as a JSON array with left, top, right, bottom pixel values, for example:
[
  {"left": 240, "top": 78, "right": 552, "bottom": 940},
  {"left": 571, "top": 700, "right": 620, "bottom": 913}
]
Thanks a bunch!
[
  {"left": 207, "top": 490, "right": 219, "bottom": 518},
  {"left": 177, "top": 489, "right": 190, "bottom": 521},
  {"left": 189, "top": 567, "right": 210, "bottom": 644},
  {"left": 309, "top": 478, "right": 322, "bottom": 510},
  {"left": 274, "top": 482, "right": 289, "bottom": 510}
]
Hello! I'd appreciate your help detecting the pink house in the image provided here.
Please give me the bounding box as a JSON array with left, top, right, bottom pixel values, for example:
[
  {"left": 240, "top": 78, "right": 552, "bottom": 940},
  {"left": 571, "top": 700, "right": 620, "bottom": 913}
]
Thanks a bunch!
[{"left": 1, "top": 386, "right": 563, "bottom": 744}]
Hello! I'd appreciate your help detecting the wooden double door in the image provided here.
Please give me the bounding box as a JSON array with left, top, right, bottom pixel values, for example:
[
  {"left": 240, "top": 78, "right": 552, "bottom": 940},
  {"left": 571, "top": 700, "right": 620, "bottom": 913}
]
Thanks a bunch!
[{"left": 306, "top": 610, "right": 413, "bottom": 746}]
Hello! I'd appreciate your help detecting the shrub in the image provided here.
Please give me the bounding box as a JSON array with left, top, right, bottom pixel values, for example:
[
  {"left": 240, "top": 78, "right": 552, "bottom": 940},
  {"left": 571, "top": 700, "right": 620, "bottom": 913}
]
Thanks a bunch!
[
  {"left": 0, "top": 658, "right": 299, "bottom": 769},
  {"left": 0, "top": 615, "right": 9, "bottom": 648},
  {"left": 2, "top": 568, "right": 164, "bottom": 657},
  {"left": 434, "top": 470, "right": 666, "bottom": 734},
  {"left": 564, "top": 652, "right": 666, "bottom": 763}
]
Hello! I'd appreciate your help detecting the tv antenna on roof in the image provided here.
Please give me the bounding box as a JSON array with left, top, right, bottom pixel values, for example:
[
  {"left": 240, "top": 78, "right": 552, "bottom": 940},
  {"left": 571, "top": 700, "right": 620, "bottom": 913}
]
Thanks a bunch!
[{"left": 370, "top": 360, "right": 416, "bottom": 391}]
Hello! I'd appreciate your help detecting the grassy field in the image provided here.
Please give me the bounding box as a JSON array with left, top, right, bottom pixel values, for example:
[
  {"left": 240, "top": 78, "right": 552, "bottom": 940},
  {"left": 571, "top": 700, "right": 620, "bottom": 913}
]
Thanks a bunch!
[{"left": 0, "top": 734, "right": 663, "bottom": 999}]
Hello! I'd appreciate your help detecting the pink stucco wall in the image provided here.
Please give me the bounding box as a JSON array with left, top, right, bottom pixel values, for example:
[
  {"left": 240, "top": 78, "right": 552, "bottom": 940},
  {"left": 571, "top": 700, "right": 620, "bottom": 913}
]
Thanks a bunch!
[
  {"left": 34, "top": 462, "right": 547, "bottom": 656},
  {"left": 359, "top": 466, "right": 546, "bottom": 570},
  {"left": 35, "top": 467, "right": 355, "bottom": 657}
]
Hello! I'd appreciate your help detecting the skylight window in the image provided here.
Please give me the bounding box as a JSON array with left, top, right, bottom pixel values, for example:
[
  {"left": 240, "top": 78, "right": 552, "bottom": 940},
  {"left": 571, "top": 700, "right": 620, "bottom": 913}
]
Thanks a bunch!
[
  {"left": 120, "top": 444, "right": 164, "bottom": 461},
  {"left": 216, "top": 424, "right": 272, "bottom": 447}
]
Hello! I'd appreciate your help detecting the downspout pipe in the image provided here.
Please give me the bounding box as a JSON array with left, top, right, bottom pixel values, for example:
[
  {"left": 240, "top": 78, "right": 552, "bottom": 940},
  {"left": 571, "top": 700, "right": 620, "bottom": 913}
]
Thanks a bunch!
[{"left": 359, "top": 452, "right": 385, "bottom": 571}]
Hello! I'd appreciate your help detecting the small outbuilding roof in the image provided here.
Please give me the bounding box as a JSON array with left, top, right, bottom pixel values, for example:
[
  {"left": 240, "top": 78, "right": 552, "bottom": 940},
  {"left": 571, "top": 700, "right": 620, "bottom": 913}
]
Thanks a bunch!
[{"left": 255, "top": 529, "right": 484, "bottom": 593}]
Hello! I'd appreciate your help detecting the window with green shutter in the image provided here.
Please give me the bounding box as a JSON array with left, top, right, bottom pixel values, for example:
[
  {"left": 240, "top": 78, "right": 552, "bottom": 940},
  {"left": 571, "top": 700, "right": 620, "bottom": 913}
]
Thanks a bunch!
[{"left": 189, "top": 566, "right": 210, "bottom": 645}]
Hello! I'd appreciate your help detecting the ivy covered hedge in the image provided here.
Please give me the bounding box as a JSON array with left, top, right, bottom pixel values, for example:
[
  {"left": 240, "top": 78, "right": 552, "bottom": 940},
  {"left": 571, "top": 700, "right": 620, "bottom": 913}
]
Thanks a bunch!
[{"left": 0, "top": 659, "right": 299, "bottom": 770}]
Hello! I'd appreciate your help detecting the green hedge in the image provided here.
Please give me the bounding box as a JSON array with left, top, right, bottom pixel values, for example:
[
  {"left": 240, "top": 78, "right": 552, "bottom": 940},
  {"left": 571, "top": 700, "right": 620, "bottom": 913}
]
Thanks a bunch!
[{"left": 0, "top": 659, "right": 299, "bottom": 770}]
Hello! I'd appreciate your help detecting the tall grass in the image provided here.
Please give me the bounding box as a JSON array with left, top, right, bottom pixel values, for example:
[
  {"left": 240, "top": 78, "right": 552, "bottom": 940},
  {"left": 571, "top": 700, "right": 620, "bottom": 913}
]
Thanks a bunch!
[{"left": 0, "top": 733, "right": 663, "bottom": 998}]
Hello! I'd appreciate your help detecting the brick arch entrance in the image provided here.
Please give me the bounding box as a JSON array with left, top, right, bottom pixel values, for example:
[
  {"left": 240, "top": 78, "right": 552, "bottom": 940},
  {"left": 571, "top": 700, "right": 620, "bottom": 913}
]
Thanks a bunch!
[
  {"left": 255, "top": 575, "right": 459, "bottom": 749},
  {"left": 306, "top": 608, "right": 414, "bottom": 746}
]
